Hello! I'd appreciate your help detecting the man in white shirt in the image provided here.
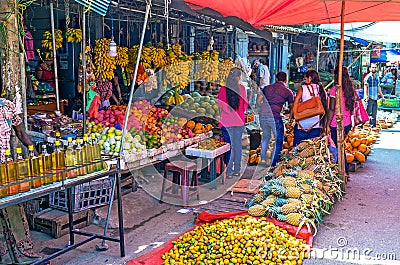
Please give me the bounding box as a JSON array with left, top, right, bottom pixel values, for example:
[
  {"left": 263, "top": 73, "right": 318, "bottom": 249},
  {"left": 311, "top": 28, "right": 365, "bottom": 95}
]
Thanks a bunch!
[{"left": 254, "top": 60, "right": 270, "bottom": 89}]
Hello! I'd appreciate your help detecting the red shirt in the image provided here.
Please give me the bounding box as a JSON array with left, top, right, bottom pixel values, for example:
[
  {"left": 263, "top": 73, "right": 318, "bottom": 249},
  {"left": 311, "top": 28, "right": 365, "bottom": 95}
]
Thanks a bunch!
[{"left": 218, "top": 85, "right": 248, "bottom": 128}]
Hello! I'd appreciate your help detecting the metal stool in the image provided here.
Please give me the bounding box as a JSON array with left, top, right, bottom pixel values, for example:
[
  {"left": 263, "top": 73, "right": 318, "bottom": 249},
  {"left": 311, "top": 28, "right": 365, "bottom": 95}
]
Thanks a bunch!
[{"left": 160, "top": 160, "right": 199, "bottom": 206}]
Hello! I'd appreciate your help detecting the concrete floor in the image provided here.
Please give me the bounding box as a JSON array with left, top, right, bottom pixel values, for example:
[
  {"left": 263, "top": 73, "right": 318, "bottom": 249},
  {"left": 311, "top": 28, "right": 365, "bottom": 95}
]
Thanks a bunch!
[{"left": 31, "top": 124, "right": 400, "bottom": 265}]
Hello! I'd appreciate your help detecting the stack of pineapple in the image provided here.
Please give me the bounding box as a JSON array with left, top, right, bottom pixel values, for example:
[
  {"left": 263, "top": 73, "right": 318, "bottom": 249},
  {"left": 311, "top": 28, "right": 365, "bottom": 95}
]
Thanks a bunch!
[{"left": 248, "top": 137, "right": 343, "bottom": 235}]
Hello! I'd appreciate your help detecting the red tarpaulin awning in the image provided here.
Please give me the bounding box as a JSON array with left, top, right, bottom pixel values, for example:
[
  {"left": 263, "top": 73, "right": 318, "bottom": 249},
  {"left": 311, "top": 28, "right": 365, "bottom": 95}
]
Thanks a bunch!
[{"left": 184, "top": 0, "right": 400, "bottom": 27}]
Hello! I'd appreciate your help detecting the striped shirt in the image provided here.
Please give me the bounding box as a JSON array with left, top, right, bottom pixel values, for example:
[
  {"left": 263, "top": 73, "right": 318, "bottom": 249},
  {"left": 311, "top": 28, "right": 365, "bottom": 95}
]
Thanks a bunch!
[{"left": 365, "top": 73, "right": 380, "bottom": 100}]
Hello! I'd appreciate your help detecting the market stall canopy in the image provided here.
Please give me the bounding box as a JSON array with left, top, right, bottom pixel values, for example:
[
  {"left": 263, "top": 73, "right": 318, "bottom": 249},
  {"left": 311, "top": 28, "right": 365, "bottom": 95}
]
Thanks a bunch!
[
  {"left": 184, "top": 0, "right": 400, "bottom": 26},
  {"left": 370, "top": 49, "right": 400, "bottom": 63},
  {"left": 114, "top": 0, "right": 272, "bottom": 41},
  {"left": 318, "top": 22, "right": 400, "bottom": 43}
]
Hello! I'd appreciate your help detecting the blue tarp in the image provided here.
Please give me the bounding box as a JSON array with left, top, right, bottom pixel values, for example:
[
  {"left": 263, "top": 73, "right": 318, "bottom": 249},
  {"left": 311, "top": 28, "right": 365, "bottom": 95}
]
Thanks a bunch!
[{"left": 370, "top": 49, "right": 400, "bottom": 63}]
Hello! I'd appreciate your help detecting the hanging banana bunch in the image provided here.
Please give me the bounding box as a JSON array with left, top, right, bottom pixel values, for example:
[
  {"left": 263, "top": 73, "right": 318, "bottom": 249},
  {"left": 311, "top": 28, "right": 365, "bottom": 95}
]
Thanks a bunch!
[
  {"left": 93, "top": 38, "right": 116, "bottom": 81},
  {"left": 164, "top": 44, "right": 191, "bottom": 88},
  {"left": 218, "top": 57, "right": 234, "bottom": 86},
  {"left": 151, "top": 46, "right": 168, "bottom": 70},
  {"left": 65, "top": 28, "right": 82, "bottom": 43},
  {"left": 140, "top": 46, "right": 152, "bottom": 70},
  {"left": 115, "top": 46, "right": 129, "bottom": 67},
  {"left": 126, "top": 45, "right": 152, "bottom": 73},
  {"left": 193, "top": 51, "right": 219, "bottom": 82},
  {"left": 126, "top": 45, "right": 138, "bottom": 74},
  {"left": 41, "top": 30, "right": 63, "bottom": 50}
]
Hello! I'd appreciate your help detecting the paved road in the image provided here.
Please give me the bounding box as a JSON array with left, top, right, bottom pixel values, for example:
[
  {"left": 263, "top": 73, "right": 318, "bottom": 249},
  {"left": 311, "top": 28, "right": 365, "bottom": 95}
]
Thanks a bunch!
[{"left": 304, "top": 123, "right": 400, "bottom": 265}]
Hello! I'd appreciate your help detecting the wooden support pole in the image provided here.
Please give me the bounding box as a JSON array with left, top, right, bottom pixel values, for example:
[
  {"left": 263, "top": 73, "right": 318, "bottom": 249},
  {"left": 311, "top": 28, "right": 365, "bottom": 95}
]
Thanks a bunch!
[{"left": 337, "top": 0, "right": 346, "bottom": 191}]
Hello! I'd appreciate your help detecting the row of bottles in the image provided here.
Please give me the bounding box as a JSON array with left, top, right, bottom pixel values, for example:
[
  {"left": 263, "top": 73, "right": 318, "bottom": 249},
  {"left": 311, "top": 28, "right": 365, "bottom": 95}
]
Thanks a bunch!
[{"left": 0, "top": 134, "right": 104, "bottom": 198}]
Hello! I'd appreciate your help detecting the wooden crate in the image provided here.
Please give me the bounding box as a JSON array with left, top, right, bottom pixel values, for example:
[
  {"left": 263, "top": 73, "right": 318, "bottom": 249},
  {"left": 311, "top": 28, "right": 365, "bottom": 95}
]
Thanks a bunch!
[
  {"left": 349, "top": 161, "right": 365, "bottom": 172},
  {"left": 32, "top": 208, "right": 91, "bottom": 238}
]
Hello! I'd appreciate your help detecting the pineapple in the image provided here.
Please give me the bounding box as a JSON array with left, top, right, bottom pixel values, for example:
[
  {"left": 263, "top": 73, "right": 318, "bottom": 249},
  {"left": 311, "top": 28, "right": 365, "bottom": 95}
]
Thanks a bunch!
[
  {"left": 303, "top": 156, "right": 314, "bottom": 168},
  {"left": 273, "top": 197, "right": 287, "bottom": 207},
  {"left": 295, "top": 140, "right": 311, "bottom": 152},
  {"left": 259, "top": 184, "right": 272, "bottom": 197},
  {"left": 300, "top": 184, "right": 312, "bottom": 193},
  {"left": 248, "top": 204, "right": 266, "bottom": 217},
  {"left": 298, "top": 147, "right": 314, "bottom": 158},
  {"left": 297, "top": 170, "right": 315, "bottom": 179},
  {"left": 271, "top": 185, "right": 286, "bottom": 197},
  {"left": 269, "top": 179, "right": 283, "bottom": 186},
  {"left": 301, "top": 194, "right": 314, "bottom": 203},
  {"left": 286, "top": 213, "right": 304, "bottom": 226},
  {"left": 273, "top": 164, "right": 285, "bottom": 176},
  {"left": 266, "top": 205, "right": 281, "bottom": 217},
  {"left": 280, "top": 203, "right": 299, "bottom": 214},
  {"left": 264, "top": 172, "right": 275, "bottom": 180},
  {"left": 283, "top": 171, "right": 298, "bottom": 177},
  {"left": 285, "top": 187, "right": 302, "bottom": 199},
  {"left": 286, "top": 198, "right": 302, "bottom": 206},
  {"left": 262, "top": 195, "right": 277, "bottom": 206},
  {"left": 288, "top": 157, "right": 301, "bottom": 168},
  {"left": 254, "top": 193, "right": 265, "bottom": 203},
  {"left": 276, "top": 213, "right": 287, "bottom": 222},
  {"left": 280, "top": 177, "right": 297, "bottom": 188}
]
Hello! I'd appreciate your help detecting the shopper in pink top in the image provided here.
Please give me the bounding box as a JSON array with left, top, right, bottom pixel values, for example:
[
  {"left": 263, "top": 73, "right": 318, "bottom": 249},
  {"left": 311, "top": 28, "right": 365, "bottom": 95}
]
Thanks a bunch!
[
  {"left": 327, "top": 65, "right": 356, "bottom": 175},
  {"left": 218, "top": 67, "right": 248, "bottom": 178}
]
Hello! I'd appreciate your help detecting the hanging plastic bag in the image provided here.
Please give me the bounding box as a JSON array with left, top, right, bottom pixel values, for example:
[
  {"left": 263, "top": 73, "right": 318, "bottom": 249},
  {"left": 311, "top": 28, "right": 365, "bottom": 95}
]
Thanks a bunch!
[
  {"left": 86, "top": 90, "right": 98, "bottom": 112},
  {"left": 352, "top": 99, "right": 369, "bottom": 127},
  {"left": 88, "top": 94, "right": 100, "bottom": 119}
]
